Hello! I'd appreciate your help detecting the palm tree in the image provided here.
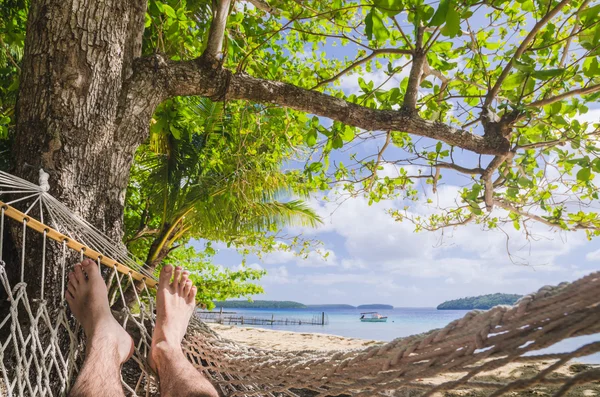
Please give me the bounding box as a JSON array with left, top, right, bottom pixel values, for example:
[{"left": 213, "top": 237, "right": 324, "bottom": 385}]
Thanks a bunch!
[{"left": 116, "top": 97, "right": 319, "bottom": 308}]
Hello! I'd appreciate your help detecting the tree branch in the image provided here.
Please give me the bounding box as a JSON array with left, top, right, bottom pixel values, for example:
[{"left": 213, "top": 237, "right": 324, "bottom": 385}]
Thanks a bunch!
[
  {"left": 484, "top": 0, "right": 571, "bottom": 108},
  {"left": 403, "top": 26, "right": 426, "bottom": 112},
  {"left": 367, "top": 131, "right": 392, "bottom": 190},
  {"left": 528, "top": 83, "right": 600, "bottom": 108},
  {"left": 130, "top": 56, "right": 510, "bottom": 155},
  {"left": 560, "top": 0, "right": 592, "bottom": 67},
  {"left": 493, "top": 199, "right": 600, "bottom": 231},
  {"left": 481, "top": 152, "right": 512, "bottom": 211},
  {"left": 204, "top": 0, "right": 233, "bottom": 62},
  {"left": 246, "top": 0, "right": 279, "bottom": 15}
]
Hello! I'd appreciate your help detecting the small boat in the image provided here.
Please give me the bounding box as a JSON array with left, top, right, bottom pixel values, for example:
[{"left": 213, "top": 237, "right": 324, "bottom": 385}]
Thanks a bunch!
[{"left": 359, "top": 312, "right": 388, "bottom": 322}]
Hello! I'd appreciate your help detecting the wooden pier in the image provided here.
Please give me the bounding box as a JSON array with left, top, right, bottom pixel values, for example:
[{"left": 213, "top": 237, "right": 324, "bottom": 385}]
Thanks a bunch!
[{"left": 197, "top": 309, "right": 328, "bottom": 326}]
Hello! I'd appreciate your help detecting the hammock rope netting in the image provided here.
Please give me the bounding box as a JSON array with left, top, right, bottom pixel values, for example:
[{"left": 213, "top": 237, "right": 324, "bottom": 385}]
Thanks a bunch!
[{"left": 0, "top": 170, "right": 599, "bottom": 396}]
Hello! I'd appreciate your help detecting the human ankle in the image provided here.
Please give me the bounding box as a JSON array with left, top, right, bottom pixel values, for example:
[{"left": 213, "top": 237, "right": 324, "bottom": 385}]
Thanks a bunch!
[
  {"left": 150, "top": 341, "right": 185, "bottom": 373},
  {"left": 152, "top": 340, "right": 182, "bottom": 358}
]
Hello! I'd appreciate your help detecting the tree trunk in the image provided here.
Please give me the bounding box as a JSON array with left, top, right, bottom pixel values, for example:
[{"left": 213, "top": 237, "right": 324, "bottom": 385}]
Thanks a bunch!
[{"left": 9, "top": 0, "right": 150, "bottom": 318}]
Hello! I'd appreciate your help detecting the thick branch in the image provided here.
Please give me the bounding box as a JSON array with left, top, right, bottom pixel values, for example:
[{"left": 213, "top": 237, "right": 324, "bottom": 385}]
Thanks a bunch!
[
  {"left": 129, "top": 56, "right": 509, "bottom": 155},
  {"left": 484, "top": 0, "right": 571, "bottom": 108},
  {"left": 204, "top": 0, "right": 233, "bottom": 62}
]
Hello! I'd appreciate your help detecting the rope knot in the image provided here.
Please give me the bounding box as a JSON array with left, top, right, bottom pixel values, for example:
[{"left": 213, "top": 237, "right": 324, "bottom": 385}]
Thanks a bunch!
[{"left": 39, "top": 169, "right": 50, "bottom": 192}]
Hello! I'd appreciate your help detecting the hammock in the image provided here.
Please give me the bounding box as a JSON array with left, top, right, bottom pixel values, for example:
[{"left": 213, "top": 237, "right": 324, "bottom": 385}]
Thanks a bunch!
[{"left": 0, "top": 170, "right": 599, "bottom": 397}]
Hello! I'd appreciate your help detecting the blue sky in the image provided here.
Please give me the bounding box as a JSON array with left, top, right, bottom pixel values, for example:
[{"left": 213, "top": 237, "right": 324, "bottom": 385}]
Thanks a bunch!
[{"left": 195, "top": 3, "right": 600, "bottom": 307}]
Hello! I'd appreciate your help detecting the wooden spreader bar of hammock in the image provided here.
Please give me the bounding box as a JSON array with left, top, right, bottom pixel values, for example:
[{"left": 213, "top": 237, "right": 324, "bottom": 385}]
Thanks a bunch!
[{"left": 0, "top": 200, "right": 157, "bottom": 288}]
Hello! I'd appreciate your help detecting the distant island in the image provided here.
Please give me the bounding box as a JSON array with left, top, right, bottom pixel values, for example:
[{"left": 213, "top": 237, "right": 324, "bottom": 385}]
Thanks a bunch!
[
  {"left": 437, "top": 293, "right": 523, "bottom": 310},
  {"left": 214, "top": 300, "right": 307, "bottom": 309},
  {"left": 211, "top": 301, "right": 394, "bottom": 310},
  {"left": 357, "top": 304, "right": 394, "bottom": 310}
]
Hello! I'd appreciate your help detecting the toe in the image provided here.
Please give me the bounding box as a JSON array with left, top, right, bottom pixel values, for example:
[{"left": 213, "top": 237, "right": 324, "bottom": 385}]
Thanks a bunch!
[
  {"left": 186, "top": 286, "right": 197, "bottom": 305},
  {"left": 171, "top": 266, "right": 183, "bottom": 289},
  {"left": 81, "top": 259, "right": 99, "bottom": 280},
  {"left": 179, "top": 271, "right": 189, "bottom": 294},
  {"left": 68, "top": 271, "right": 78, "bottom": 287},
  {"left": 67, "top": 281, "right": 77, "bottom": 297},
  {"left": 158, "top": 265, "right": 173, "bottom": 289},
  {"left": 183, "top": 279, "right": 192, "bottom": 296},
  {"left": 74, "top": 264, "right": 85, "bottom": 283}
]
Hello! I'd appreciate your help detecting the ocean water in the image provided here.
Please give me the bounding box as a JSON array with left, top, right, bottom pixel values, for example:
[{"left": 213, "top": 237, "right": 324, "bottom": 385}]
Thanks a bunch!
[{"left": 201, "top": 307, "right": 600, "bottom": 364}]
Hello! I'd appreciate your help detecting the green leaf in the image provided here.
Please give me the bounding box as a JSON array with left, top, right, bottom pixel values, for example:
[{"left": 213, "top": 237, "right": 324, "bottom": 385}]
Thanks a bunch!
[
  {"left": 365, "top": 9, "right": 389, "bottom": 42},
  {"left": 531, "top": 68, "right": 565, "bottom": 80},
  {"left": 332, "top": 135, "right": 344, "bottom": 149},
  {"left": 365, "top": 10, "right": 374, "bottom": 40},
  {"left": 442, "top": 5, "right": 461, "bottom": 38},
  {"left": 436, "top": 141, "right": 442, "bottom": 153},
  {"left": 373, "top": 0, "right": 404, "bottom": 16},
  {"left": 339, "top": 127, "right": 355, "bottom": 142},
  {"left": 305, "top": 130, "right": 318, "bottom": 147},
  {"left": 163, "top": 4, "right": 177, "bottom": 19},
  {"left": 502, "top": 73, "right": 524, "bottom": 90},
  {"left": 583, "top": 57, "right": 600, "bottom": 79},
  {"left": 513, "top": 60, "right": 534, "bottom": 72},
  {"left": 518, "top": 177, "right": 533, "bottom": 188},
  {"left": 577, "top": 167, "right": 592, "bottom": 182},
  {"left": 169, "top": 125, "right": 181, "bottom": 139},
  {"left": 429, "top": 0, "right": 449, "bottom": 27}
]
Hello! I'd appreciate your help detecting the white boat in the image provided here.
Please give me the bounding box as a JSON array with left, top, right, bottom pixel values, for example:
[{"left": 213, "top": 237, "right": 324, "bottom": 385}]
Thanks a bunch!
[{"left": 359, "top": 312, "right": 388, "bottom": 322}]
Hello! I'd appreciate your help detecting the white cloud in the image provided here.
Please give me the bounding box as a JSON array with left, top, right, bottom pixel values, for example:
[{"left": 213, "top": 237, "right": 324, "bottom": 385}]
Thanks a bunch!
[
  {"left": 247, "top": 264, "right": 294, "bottom": 285},
  {"left": 586, "top": 249, "right": 600, "bottom": 261},
  {"left": 291, "top": 183, "right": 587, "bottom": 290}
]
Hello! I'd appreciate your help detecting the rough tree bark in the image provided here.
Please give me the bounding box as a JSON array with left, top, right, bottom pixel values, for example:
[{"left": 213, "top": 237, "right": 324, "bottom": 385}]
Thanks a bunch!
[{"left": 9, "top": 0, "right": 150, "bottom": 314}]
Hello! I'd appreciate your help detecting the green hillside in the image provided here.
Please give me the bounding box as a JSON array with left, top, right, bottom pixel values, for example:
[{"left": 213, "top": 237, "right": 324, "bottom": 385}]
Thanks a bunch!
[{"left": 437, "top": 293, "right": 522, "bottom": 310}]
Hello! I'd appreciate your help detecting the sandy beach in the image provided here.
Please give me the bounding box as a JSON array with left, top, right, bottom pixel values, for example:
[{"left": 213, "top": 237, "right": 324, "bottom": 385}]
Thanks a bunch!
[
  {"left": 208, "top": 323, "right": 385, "bottom": 351},
  {"left": 208, "top": 324, "right": 600, "bottom": 396}
]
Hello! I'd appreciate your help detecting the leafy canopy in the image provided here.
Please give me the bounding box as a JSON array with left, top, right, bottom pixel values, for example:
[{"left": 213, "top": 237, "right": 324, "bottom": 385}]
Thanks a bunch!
[{"left": 2, "top": 0, "right": 600, "bottom": 292}]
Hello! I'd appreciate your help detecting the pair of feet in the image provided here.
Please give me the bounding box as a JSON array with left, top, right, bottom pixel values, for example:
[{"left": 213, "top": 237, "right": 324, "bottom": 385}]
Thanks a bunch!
[{"left": 65, "top": 259, "right": 196, "bottom": 373}]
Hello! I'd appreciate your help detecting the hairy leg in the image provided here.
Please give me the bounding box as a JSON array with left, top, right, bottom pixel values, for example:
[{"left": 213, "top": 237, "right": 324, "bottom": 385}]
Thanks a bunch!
[
  {"left": 149, "top": 265, "right": 218, "bottom": 397},
  {"left": 67, "top": 259, "right": 133, "bottom": 397}
]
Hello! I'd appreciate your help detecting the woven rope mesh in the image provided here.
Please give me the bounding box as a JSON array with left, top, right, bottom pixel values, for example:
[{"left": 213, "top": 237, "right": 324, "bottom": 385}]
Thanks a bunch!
[{"left": 1, "top": 170, "right": 600, "bottom": 396}]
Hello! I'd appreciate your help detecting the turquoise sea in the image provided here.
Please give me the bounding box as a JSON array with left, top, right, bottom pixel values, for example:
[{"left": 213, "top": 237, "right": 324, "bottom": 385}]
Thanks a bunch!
[{"left": 201, "top": 307, "right": 600, "bottom": 364}]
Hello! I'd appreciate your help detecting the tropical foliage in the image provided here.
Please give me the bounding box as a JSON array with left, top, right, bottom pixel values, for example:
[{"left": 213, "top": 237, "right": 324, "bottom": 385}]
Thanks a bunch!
[{"left": 121, "top": 96, "right": 320, "bottom": 307}]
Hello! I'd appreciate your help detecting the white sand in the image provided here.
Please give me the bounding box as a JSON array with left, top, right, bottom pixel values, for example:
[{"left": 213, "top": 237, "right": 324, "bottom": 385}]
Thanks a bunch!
[{"left": 208, "top": 323, "right": 384, "bottom": 351}]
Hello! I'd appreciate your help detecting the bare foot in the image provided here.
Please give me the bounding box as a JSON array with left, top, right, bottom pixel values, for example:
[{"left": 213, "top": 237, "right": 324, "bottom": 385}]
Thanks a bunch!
[
  {"left": 149, "top": 265, "right": 197, "bottom": 373},
  {"left": 66, "top": 259, "right": 133, "bottom": 363}
]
